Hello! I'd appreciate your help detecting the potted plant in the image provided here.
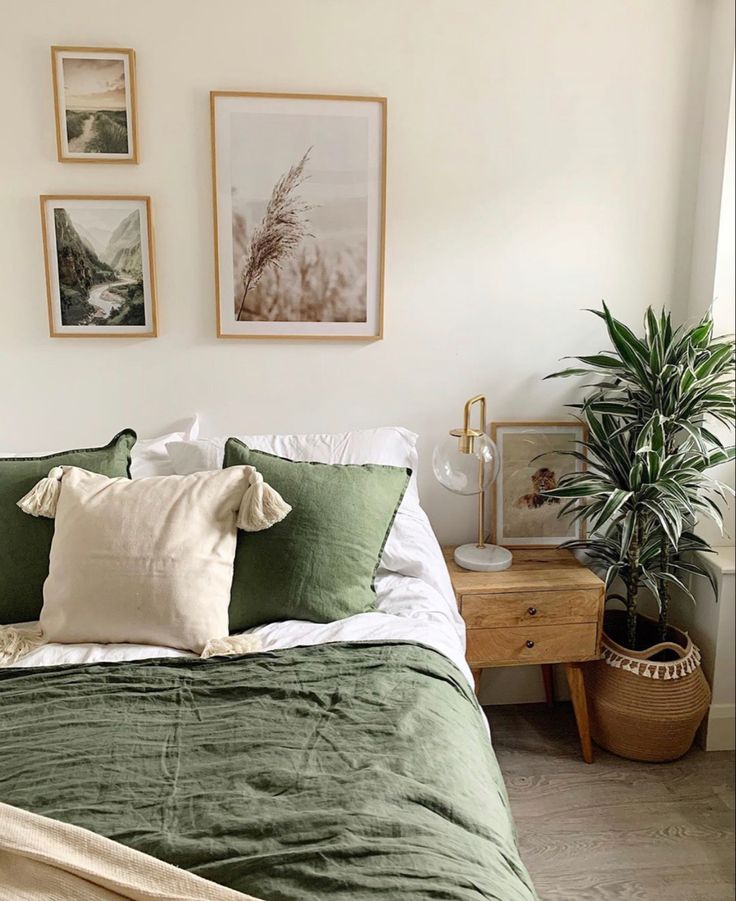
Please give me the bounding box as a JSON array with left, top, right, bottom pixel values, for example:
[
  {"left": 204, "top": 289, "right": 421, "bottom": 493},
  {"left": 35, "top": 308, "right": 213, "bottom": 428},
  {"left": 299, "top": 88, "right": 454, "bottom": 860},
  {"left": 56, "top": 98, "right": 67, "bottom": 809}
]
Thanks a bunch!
[{"left": 545, "top": 304, "right": 735, "bottom": 761}]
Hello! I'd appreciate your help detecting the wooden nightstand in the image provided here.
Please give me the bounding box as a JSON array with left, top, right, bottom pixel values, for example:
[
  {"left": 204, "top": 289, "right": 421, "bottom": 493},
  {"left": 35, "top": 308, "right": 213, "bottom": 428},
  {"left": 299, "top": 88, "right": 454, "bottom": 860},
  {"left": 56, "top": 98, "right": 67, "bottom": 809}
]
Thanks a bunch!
[{"left": 444, "top": 547, "right": 605, "bottom": 763}]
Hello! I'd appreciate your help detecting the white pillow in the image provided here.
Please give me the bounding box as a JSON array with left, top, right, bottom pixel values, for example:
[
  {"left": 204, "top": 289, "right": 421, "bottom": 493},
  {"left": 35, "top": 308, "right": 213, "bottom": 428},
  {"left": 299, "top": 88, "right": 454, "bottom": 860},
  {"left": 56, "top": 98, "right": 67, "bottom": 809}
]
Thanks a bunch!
[
  {"left": 166, "top": 427, "right": 421, "bottom": 507},
  {"left": 130, "top": 416, "right": 199, "bottom": 479},
  {"left": 27, "top": 465, "right": 288, "bottom": 653}
]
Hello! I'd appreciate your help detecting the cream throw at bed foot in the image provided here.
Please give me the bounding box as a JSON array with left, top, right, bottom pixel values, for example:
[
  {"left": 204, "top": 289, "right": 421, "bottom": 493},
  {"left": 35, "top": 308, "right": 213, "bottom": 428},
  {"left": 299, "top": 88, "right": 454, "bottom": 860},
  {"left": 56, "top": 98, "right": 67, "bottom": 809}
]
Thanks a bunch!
[
  {"left": 0, "top": 628, "right": 264, "bottom": 667},
  {"left": 0, "top": 802, "right": 263, "bottom": 901}
]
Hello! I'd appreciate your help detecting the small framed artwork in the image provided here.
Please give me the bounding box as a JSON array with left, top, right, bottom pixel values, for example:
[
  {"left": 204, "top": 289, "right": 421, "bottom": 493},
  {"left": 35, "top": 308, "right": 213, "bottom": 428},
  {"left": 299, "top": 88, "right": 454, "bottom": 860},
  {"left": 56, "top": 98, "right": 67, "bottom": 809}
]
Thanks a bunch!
[
  {"left": 51, "top": 46, "right": 139, "bottom": 163},
  {"left": 211, "top": 91, "right": 386, "bottom": 339},
  {"left": 40, "top": 195, "right": 157, "bottom": 338},
  {"left": 490, "top": 421, "right": 588, "bottom": 548}
]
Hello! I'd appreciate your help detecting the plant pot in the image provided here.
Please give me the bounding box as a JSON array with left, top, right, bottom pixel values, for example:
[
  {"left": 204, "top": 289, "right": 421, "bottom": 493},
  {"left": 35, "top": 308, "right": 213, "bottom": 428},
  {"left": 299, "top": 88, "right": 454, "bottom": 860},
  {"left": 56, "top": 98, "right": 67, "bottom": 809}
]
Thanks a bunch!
[{"left": 586, "top": 612, "right": 711, "bottom": 762}]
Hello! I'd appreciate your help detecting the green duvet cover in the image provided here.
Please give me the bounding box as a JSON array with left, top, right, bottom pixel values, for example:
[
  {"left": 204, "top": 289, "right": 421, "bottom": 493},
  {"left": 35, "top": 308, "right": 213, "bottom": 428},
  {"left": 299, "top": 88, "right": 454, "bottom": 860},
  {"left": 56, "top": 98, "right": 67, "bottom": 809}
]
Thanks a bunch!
[{"left": 0, "top": 641, "right": 537, "bottom": 900}]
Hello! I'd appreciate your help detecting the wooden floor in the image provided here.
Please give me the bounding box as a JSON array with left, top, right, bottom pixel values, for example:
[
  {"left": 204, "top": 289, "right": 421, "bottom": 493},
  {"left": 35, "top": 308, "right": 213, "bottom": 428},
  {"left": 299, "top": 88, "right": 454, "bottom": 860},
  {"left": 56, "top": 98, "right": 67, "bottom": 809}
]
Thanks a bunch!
[{"left": 489, "top": 703, "right": 735, "bottom": 901}]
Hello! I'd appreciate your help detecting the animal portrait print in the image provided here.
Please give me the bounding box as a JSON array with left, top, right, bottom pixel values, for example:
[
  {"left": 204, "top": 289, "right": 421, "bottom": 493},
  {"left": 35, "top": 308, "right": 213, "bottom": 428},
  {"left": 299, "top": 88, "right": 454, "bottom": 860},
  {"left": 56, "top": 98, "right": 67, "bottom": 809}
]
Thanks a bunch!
[{"left": 515, "top": 467, "right": 561, "bottom": 509}]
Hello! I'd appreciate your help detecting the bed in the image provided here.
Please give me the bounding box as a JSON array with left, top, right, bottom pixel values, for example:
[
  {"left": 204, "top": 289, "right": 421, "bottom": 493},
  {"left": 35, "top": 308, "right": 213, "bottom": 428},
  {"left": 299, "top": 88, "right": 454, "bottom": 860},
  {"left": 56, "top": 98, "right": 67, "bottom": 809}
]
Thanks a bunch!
[{"left": 0, "top": 441, "right": 538, "bottom": 901}]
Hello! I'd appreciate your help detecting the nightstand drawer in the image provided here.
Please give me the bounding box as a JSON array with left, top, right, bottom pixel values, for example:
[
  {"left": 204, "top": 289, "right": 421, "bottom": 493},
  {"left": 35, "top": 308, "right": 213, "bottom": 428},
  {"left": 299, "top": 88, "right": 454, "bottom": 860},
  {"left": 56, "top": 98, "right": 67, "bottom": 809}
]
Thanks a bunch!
[
  {"left": 459, "top": 590, "right": 600, "bottom": 628},
  {"left": 466, "top": 623, "right": 597, "bottom": 666}
]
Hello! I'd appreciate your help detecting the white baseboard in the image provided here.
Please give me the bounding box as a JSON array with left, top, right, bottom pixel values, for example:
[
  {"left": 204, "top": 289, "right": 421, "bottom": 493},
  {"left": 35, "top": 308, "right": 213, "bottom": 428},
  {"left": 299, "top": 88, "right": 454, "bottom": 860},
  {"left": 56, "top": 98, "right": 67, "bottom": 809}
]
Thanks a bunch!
[{"left": 703, "top": 703, "right": 736, "bottom": 751}]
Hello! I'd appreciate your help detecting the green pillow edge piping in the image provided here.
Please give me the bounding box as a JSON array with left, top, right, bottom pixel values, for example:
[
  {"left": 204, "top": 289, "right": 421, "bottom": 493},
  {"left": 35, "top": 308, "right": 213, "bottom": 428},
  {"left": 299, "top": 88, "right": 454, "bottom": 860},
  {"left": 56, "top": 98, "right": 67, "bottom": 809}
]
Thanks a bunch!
[{"left": 0, "top": 428, "right": 138, "bottom": 478}]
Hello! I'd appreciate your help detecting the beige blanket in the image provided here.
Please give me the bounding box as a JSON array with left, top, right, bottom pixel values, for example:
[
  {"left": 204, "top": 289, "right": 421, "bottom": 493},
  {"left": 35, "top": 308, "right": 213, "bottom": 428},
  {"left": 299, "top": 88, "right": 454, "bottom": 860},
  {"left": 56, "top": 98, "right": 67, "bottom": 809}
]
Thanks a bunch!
[
  {"left": 0, "top": 802, "right": 264, "bottom": 901},
  {"left": 0, "top": 625, "right": 262, "bottom": 668}
]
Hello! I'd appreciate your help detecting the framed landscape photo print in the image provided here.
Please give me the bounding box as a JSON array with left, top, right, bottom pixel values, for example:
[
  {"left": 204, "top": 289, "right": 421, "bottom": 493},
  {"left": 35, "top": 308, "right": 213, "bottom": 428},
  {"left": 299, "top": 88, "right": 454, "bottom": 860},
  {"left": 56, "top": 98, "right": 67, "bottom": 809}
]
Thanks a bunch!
[
  {"left": 490, "top": 421, "right": 588, "bottom": 548},
  {"left": 40, "top": 195, "right": 157, "bottom": 337},
  {"left": 51, "top": 46, "right": 139, "bottom": 163},
  {"left": 211, "top": 91, "right": 386, "bottom": 339}
]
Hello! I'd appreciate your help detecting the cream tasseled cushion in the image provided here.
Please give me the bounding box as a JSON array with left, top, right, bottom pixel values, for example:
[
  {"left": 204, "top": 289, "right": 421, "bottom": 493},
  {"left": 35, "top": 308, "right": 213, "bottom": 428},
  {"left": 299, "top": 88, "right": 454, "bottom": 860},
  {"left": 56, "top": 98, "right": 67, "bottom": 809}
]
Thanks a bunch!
[{"left": 19, "top": 466, "right": 289, "bottom": 654}]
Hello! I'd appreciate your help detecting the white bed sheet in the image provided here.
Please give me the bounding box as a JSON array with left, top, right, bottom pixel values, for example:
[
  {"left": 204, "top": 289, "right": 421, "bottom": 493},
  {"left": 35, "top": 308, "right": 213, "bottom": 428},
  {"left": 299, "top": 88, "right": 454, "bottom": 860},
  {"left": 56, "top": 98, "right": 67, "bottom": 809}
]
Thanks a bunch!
[{"left": 12, "top": 508, "right": 473, "bottom": 686}]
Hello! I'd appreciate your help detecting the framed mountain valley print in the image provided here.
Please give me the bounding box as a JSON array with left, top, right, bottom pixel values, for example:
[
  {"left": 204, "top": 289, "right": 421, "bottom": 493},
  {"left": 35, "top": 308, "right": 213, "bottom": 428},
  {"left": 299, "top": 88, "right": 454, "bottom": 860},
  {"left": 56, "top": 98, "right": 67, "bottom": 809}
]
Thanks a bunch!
[
  {"left": 211, "top": 91, "right": 386, "bottom": 339},
  {"left": 51, "top": 46, "right": 139, "bottom": 163},
  {"left": 40, "top": 195, "right": 157, "bottom": 337}
]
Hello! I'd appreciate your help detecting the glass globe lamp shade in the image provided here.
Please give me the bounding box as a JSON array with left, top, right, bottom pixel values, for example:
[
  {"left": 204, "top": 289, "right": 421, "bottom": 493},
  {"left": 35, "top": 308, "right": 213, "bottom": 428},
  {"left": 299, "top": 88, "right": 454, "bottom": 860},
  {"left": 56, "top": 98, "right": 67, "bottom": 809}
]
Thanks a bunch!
[{"left": 432, "top": 433, "right": 500, "bottom": 496}]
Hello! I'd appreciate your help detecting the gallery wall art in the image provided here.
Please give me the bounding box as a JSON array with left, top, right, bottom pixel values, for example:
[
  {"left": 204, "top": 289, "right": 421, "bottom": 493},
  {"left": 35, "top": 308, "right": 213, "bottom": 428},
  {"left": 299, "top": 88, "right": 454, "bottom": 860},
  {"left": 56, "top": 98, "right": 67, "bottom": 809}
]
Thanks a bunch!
[
  {"left": 210, "top": 91, "right": 386, "bottom": 339},
  {"left": 40, "top": 195, "right": 157, "bottom": 337},
  {"left": 490, "top": 421, "right": 588, "bottom": 547},
  {"left": 51, "top": 46, "right": 139, "bottom": 163}
]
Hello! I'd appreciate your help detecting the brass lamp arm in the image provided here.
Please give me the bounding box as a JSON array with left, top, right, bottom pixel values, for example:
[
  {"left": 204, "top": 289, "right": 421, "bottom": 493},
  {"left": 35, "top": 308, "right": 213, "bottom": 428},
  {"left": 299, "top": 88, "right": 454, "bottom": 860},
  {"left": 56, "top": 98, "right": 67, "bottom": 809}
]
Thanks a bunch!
[
  {"left": 449, "top": 394, "right": 487, "bottom": 550},
  {"left": 463, "top": 394, "right": 486, "bottom": 437}
]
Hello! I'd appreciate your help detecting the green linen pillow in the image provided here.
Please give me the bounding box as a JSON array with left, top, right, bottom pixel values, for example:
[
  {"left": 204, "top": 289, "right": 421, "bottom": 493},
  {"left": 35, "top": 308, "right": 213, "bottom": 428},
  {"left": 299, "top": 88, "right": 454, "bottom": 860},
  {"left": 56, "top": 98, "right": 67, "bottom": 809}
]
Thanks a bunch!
[
  {"left": 224, "top": 439, "right": 411, "bottom": 631},
  {"left": 0, "top": 429, "right": 136, "bottom": 624}
]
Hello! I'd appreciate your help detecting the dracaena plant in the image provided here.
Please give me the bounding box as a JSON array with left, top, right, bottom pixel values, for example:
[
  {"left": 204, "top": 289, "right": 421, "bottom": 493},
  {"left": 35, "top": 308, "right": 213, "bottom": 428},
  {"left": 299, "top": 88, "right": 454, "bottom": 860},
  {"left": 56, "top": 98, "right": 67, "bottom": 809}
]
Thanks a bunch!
[{"left": 544, "top": 303, "right": 735, "bottom": 651}]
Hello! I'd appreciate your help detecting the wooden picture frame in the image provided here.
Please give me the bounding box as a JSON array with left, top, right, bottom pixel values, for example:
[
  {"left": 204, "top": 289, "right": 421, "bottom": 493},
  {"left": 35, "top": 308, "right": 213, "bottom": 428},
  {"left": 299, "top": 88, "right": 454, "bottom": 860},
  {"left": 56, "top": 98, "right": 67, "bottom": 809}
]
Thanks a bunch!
[
  {"left": 210, "top": 91, "right": 386, "bottom": 340},
  {"left": 51, "top": 46, "right": 139, "bottom": 163},
  {"left": 490, "top": 421, "right": 588, "bottom": 548},
  {"left": 40, "top": 195, "right": 157, "bottom": 338}
]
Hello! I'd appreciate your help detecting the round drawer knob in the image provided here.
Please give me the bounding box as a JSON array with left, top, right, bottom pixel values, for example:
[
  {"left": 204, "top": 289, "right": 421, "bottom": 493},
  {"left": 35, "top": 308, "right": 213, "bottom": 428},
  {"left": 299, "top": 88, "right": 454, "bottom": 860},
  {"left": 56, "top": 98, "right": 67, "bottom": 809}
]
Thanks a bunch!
[
  {"left": 526, "top": 640, "right": 535, "bottom": 649},
  {"left": 527, "top": 607, "right": 538, "bottom": 616}
]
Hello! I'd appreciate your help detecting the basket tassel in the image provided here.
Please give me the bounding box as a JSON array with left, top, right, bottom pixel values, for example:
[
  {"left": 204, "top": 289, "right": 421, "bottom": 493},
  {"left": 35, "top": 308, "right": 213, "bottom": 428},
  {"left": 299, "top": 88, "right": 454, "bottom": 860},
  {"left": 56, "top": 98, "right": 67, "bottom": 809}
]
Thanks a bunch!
[
  {"left": 602, "top": 640, "right": 701, "bottom": 680},
  {"left": 237, "top": 468, "right": 291, "bottom": 532},
  {"left": 17, "top": 466, "right": 64, "bottom": 518}
]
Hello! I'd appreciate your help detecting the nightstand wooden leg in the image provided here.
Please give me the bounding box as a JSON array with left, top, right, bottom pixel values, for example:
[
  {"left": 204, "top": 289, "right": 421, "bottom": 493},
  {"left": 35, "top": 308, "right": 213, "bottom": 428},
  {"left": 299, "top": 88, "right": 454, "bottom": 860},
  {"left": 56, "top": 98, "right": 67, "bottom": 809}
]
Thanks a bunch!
[
  {"left": 471, "top": 668, "right": 482, "bottom": 696},
  {"left": 564, "top": 662, "right": 594, "bottom": 764},
  {"left": 541, "top": 664, "right": 555, "bottom": 706}
]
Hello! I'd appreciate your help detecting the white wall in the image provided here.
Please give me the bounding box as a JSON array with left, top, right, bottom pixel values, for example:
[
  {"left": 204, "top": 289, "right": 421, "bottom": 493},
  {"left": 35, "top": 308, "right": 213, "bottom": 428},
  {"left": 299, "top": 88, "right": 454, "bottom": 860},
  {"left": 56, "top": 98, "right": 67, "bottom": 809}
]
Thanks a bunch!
[
  {"left": 683, "top": 0, "right": 736, "bottom": 328},
  {"left": 681, "top": 0, "right": 735, "bottom": 549},
  {"left": 712, "top": 65, "right": 735, "bottom": 338},
  {"left": 690, "top": 550, "right": 736, "bottom": 751},
  {"left": 0, "top": 0, "right": 726, "bottom": 703},
  {"left": 675, "top": 0, "right": 735, "bottom": 748},
  {"left": 0, "top": 0, "right": 711, "bottom": 541}
]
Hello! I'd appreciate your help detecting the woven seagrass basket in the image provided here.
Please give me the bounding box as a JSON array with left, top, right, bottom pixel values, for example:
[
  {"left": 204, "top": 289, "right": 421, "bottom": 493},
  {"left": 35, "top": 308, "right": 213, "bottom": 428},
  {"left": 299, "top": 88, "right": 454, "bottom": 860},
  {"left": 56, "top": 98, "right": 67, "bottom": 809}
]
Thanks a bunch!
[{"left": 587, "top": 614, "right": 711, "bottom": 762}]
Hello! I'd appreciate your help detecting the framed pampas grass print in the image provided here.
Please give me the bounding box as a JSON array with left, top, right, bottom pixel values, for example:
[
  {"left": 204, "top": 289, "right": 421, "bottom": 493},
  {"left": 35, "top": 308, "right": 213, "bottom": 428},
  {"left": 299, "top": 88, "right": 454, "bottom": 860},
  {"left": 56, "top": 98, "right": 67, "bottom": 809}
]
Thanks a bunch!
[
  {"left": 210, "top": 92, "right": 386, "bottom": 339},
  {"left": 490, "top": 421, "right": 588, "bottom": 548},
  {"left": 51, "top": 47, "right": 139, "bottom": 163}
]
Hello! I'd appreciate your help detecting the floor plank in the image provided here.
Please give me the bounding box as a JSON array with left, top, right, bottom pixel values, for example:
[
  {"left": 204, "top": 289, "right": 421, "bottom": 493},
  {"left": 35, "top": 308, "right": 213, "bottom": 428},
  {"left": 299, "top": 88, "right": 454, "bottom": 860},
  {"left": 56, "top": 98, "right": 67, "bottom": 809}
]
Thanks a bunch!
[{"left": 489, "top": 703, "right": 735, "bottom": 901}]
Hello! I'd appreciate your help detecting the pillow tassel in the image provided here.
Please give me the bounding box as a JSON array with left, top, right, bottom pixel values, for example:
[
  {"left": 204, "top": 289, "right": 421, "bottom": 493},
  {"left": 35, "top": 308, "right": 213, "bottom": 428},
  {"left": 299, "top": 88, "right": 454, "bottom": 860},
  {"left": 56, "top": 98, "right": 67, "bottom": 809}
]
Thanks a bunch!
[
  {"left": 0, "top": 626, "right": 45, "bottom": 667},
  {"left": 16, "top": 466, "right": 64, "bottom": 518},
  {"left": 237, "top": 469, "right": 291, "bottom": 532},
  {"left": 200, "top": 634, "right": 263, "bottom": 658}
]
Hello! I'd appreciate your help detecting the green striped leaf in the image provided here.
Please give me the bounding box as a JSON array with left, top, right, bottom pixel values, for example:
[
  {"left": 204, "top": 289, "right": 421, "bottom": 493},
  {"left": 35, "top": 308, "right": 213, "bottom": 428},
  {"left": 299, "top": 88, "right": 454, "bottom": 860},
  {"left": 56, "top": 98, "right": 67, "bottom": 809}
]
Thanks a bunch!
[
  {"left": 676, "top": 421, "right": 708, "bottom": 454},
  {"left": 544, "top": 368, "right": 593, "bottom": 379},
  {"left": 543, "top": 482, "right": 608, "bottom": 499},
  {"left": 690, "top": 317, "right": 714, "bottom": 347},
  {"left": 590, "top": 489, "right": 633, "bottom": 532},
  {"left": 669, "top": 559, "right": 719, "bottom": 599},
  {"left": 708, "top": 446, "right": 736, "bottom": 467},
  {"left": 574, "top": 354, "right": 624, "bottom": 369},
  {"left": 640, "top": 500, "right": 681, "bottom": 548}
]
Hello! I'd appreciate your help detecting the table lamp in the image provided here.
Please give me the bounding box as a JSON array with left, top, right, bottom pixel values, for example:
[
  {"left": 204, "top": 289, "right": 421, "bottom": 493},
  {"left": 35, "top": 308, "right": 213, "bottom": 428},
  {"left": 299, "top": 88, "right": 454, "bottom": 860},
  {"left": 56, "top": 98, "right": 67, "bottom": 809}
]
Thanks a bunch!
[{"left": 432, "top": 394, "right": 512, "bottom": 572}]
